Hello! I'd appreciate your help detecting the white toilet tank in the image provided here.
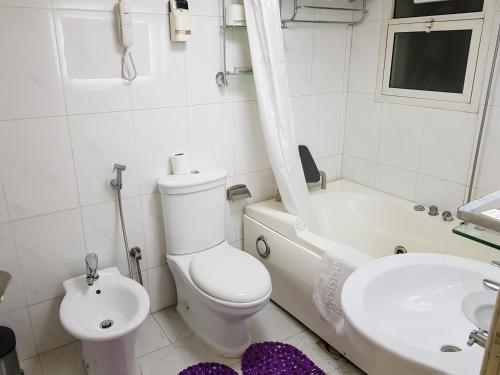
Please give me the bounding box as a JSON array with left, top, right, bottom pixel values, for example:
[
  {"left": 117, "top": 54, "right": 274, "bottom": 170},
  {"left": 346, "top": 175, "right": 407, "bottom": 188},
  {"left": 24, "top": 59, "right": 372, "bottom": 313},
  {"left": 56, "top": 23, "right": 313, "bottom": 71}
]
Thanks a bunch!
[{"left": 158, "top": 168, "right": 227, "bottom": 255}]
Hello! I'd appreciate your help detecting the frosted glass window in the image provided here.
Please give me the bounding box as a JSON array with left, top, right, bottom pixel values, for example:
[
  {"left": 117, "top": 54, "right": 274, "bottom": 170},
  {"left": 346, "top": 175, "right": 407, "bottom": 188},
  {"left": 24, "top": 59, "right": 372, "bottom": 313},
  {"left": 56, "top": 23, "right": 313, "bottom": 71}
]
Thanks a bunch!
[
  {"left": 394, "top": 0, "right": 484, "bottom": 19},
  {"left": 389, "top": 30, "right": 472, "bottom": 93}
]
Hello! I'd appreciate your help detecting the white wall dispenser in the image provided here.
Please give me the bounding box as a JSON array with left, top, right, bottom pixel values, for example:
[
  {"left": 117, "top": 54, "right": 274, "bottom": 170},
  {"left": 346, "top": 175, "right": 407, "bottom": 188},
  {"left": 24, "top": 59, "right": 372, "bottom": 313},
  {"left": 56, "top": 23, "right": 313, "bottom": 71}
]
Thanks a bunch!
[{"left": 169, "top": 0, "right": 191, "bottom": 42}]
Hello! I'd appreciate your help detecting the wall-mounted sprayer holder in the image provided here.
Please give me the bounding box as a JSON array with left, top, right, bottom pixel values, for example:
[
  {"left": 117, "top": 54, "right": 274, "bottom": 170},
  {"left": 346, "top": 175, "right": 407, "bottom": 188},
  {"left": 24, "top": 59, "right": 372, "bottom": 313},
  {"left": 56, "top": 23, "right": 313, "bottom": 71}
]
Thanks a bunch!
[{"left": 169, "top": 0, "right": 191, "bottom": 42}]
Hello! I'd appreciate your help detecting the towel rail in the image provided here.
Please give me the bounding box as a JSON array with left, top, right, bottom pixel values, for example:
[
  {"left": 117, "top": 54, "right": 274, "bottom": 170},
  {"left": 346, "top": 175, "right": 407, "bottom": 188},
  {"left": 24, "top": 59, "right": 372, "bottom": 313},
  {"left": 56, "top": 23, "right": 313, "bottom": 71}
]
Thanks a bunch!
[{"left": 280, "top": 0, "right": 367, "bottom": 27}]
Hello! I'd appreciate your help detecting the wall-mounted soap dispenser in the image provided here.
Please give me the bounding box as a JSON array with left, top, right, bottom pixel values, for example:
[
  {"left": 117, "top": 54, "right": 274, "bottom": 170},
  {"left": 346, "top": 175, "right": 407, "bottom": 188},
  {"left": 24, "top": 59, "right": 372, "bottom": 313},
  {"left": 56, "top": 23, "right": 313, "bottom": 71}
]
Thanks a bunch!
[{"left": 169, "top": 0, "right": 191, "bottom": 42}]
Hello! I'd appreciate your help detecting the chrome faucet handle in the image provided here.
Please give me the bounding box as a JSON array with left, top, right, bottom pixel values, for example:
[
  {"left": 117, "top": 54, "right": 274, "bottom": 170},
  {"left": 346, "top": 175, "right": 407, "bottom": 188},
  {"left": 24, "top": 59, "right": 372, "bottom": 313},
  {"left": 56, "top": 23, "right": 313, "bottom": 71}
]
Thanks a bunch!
[
  {"left": 484, "top": 279, "right": 500, "bottom": 292},
  {"left": 85, "top": 253, "right": 99, "bottom": 285},
  {"left": 442, "top": 211, "right": 454, "bottom": 222},
  {"left": 428, "top": 205, "right": 439, "bottom": 216}
]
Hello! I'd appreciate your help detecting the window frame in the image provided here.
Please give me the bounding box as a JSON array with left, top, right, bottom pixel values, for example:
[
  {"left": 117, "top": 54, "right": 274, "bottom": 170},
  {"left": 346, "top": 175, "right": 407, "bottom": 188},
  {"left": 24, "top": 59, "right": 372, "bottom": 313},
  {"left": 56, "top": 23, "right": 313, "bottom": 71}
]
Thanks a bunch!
[{"left": 375, "top": 0, "right": 496, "bottom": 112}]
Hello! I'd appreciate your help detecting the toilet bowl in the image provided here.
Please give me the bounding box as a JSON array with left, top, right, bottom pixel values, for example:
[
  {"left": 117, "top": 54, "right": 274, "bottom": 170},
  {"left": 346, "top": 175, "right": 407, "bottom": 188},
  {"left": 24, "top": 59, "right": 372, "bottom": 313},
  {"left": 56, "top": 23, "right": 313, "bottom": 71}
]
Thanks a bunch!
[{"left": 158, "top": 168, "right": 272, "bottom": 357}]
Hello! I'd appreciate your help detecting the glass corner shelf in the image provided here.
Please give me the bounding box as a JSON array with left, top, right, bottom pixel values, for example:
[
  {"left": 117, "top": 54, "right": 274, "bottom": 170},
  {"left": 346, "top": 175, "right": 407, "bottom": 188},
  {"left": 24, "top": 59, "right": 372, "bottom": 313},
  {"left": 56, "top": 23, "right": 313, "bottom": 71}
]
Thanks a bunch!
[
  {"left": 453, "top": 222, "right": 500, "bottom": 251},
  {"left": 227, "top": 67, "right": 253, "bottom": 75}
]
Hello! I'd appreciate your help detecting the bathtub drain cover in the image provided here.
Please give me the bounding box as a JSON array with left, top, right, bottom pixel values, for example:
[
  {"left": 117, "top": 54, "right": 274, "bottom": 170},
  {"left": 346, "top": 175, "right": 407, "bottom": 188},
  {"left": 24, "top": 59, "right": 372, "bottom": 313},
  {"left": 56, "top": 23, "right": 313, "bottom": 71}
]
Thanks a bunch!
[
  {"left": 99, "top": 320, "right": 113, "bottom": 329},
  {"left": 441, "top": 345, "right": 462, "bottom": 352}
]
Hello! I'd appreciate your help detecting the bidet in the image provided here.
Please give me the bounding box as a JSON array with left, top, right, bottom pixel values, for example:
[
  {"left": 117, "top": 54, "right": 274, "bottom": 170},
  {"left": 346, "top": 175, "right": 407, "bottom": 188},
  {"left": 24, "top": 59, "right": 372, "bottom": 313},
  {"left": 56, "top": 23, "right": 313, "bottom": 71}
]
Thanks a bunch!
[{"left": 60, "top": 267, "right": 150, "bottom": 375}]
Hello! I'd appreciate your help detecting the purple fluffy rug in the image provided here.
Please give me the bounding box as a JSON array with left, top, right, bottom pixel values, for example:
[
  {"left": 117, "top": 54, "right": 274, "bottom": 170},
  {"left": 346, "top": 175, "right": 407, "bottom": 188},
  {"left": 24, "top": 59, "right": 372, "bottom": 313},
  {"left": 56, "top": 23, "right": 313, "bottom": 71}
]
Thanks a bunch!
[
  {"left": 179, "top": 362, "right": 238, "bottom": 375},
  {"left": 178, "top": 342, "right": 325, "bottom": 375},
  {"left": 241, "top": 342, "right": 326, "bottom": 375}
]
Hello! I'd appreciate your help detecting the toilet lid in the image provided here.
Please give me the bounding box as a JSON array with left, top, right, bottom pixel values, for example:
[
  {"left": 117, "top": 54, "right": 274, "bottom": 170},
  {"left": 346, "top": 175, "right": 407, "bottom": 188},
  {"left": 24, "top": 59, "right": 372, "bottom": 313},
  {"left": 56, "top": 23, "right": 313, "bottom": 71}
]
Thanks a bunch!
[{"left": 189, "top": 244, "right": 271, "bottom": 303}]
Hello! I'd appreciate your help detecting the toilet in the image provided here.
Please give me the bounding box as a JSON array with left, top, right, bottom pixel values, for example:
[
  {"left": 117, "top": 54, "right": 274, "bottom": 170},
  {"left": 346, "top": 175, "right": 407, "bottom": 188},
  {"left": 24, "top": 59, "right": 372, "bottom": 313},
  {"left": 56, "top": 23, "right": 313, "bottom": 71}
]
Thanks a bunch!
[{"left": 158, "top": 168, "right": 272, "bottom": 358}]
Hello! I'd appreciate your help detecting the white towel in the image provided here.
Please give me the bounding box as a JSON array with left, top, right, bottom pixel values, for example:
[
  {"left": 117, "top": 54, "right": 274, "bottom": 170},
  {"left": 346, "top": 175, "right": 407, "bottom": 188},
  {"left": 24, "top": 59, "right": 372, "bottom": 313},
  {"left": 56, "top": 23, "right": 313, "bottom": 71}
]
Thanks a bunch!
[{"left": 313, "top": 244, "right": 370, "bottom": 335}]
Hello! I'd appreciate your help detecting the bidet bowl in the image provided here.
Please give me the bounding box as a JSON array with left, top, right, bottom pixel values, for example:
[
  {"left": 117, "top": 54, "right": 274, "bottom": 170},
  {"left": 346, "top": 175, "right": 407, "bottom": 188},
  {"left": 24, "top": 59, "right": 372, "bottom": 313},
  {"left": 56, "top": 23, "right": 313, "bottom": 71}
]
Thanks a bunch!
[
  {"left": 342, "top": 253, "right": 500, "bottom": 375},
  {"left": 60, "top": 267, "right": 150, "bottom": 342}
]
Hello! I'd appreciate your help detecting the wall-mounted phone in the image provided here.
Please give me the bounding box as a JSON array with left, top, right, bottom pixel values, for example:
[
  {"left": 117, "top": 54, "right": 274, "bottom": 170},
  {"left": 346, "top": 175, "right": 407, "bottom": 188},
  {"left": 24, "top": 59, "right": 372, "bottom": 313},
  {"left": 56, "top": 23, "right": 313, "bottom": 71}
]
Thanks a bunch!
[{"left": 116, "top": 0, "right": 137, "bottom": 81}]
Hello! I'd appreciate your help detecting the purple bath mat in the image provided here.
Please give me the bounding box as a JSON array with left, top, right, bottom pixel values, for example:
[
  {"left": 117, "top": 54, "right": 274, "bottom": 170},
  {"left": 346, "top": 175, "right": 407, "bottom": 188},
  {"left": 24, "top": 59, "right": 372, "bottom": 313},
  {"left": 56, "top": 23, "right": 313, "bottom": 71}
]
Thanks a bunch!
[
  {"left": 179, "top": 362, "right": 238, "bottom": 375},
  {"left": 241, "top": 342, "right": 326, "bottom": 375}
]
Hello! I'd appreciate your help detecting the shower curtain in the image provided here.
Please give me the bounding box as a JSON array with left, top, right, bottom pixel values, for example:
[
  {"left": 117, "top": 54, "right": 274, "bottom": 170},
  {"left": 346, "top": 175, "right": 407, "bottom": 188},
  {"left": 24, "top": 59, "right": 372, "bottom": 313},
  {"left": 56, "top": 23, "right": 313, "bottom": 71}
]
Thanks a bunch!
[{"left": 243, "top": 0, "right": 322, "bottom": 235}]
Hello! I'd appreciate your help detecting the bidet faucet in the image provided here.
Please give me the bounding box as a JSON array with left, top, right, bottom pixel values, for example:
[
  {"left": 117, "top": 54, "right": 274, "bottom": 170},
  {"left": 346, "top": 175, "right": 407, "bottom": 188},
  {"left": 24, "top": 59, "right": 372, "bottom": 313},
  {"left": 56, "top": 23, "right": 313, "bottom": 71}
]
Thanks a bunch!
[
  {"left": 85, "top": 253, "right": 99, "bottom": 286},
  {"left": 111, "top": 163, "right": 126, "bottom": 190}
]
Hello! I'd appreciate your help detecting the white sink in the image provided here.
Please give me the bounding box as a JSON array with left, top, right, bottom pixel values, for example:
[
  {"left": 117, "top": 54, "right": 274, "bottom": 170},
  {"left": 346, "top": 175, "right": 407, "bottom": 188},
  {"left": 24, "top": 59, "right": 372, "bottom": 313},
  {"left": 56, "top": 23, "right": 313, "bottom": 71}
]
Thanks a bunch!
[
  {"left": 342, "top": 253, "right": 500, "bottom": 375},
  {"left": 60, "top": 267, "right": 150, "bottom": 375}
]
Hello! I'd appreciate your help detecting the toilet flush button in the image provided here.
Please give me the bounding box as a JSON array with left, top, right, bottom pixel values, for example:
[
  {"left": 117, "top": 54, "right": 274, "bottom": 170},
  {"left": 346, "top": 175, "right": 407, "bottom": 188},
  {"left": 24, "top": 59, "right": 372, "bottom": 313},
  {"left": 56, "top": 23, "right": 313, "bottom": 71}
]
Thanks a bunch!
[{"left": 256, "top": 236, "right": 270, "bottom": 258}]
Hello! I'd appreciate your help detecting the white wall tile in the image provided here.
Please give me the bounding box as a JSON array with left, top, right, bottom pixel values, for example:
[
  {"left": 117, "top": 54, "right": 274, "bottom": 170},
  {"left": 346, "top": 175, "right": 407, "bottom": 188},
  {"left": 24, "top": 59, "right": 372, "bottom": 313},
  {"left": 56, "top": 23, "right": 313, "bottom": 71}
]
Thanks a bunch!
[
  {"left": 342, "top": 155, "right": 377, "bottom": 188},
  {"left": 0, "top": 308, "right": 37, "bottom": 360},
  {"left": 348, "top": 21, "right": 381, "bottom": 94},
  {"left": 234, "top": 101, "right": 271, "bottom": 174},
  {"left": 148, "top": 265, "right": 177, "bottom": 312},
  {"left": 226, "top": 169, "right": 276, "bottom": 243},
  {"left": 141, "top": 193, "right": 167, "bottom": 269},
  {"left": 375, "top": 164, "right": 417, "bottom": 201},
  {"left": 131, "top": 13, "right": 187, "bottom": 110},
  {"left": 29, "top": 297, "right": 75, "bottom": 354},
  {"left": 291, "top": 96, "right": 311, "bottom": 146},
  {"left": 0, "top": 0, "right": 50, "bottom": 7},
  {"left": 419, "top": 109, "right": 476, "bottom": 184},
  {"left": 311, "top": 24, "right": 347, "bottom": 94},
  {"left": 134, "top": 107, "right": 190, "bottom": 193},
  {"left": 0, "top": 8, "right": 65, "bottom": 120},
  {"left": 378, "top": 103, "right": 425, "bottom": 171},
  {"left": 0, "top": 224, "right": 26, "bottom": 314},
  {"left": 284, "top": 26, "right": 313, "bottom": 96},
  {"left": 189, "top": 0, "right": 221, "bottom": 16},
  {"left": 0, "top": 117, "right": 79, "bottom": 220},
  {"left": 69, "top": 111, "right": 141, "bottom": 206},
  {"left": 52, "top": 0, "right": 169, "bottom": 13},
  {"left": 54, "top": 10, "right": 132, "bottom": 114},
  {"left": 81, "top": 197, "right": 146, "bottom": 276},
  {"left": 317, "top": 154, "right": 340, "bottom": 182},
  {"left": 188, "top": 103, "right": 236, "bottom": 175},
  {"left": 415, "top": 174, "right": 466, "bottom": 212},
  {"left": 344, "top": 92, "right": 382, "bottom": 160},
  {"left": 185, "top": 16, "right": 231, "bottom": 105},
  {"left": 12, "top": 209, "right": 86, "bottom": 305},
  {"left": 309, "top": 93, "right": 343, "bottom": 157},
  {"left": 476, "top": 106, "right": 500, "bottom": 192}
]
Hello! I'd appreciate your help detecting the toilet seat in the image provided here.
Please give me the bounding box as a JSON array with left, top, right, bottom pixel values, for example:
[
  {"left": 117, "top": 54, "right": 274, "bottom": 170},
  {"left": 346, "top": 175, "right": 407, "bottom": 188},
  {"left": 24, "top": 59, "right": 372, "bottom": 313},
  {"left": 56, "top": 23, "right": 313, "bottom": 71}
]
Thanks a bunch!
[{"left": 190, "top": 243, "right": 272, "bottom": 304}]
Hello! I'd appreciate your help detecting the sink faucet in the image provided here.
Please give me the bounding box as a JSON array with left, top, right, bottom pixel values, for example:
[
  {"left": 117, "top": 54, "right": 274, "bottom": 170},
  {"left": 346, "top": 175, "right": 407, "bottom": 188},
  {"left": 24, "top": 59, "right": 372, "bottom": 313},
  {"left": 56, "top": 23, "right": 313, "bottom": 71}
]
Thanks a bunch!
[
  {"left": 467, "top": 329, "right": 488, "bottom": 348},
  {"left": 85, "top": 253, "right": 99, "bottom": 286}
]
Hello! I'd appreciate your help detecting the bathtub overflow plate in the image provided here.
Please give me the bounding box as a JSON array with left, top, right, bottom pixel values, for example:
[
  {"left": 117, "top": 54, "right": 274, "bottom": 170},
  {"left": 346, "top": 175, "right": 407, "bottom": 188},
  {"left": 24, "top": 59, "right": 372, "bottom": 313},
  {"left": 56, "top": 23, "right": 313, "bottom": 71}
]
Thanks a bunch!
[{"left": 256, "top": 236, "right": 271, "bottom": 258}]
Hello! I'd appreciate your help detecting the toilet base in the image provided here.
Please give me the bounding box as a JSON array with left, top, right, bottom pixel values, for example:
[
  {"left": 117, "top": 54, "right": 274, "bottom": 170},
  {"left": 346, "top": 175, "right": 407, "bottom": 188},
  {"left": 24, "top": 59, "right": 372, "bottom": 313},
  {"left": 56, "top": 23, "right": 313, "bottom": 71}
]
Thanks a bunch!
[
  {"left": 169, "top": 260, "right": 269, "bottom": 358},
  {"left": 81, "top": 330, "right": 139, "bottom": 375},
  {"left": 176, "top": 301, "right": 251, "bottom": 358}
]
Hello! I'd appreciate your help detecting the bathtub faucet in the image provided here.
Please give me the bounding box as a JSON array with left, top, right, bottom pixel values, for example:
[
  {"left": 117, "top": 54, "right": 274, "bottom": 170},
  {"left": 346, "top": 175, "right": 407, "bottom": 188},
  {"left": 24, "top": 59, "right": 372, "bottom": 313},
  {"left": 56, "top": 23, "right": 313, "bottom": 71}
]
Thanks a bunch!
[{"left": 275, "top": 170, "right": 327, "bottom": 202}]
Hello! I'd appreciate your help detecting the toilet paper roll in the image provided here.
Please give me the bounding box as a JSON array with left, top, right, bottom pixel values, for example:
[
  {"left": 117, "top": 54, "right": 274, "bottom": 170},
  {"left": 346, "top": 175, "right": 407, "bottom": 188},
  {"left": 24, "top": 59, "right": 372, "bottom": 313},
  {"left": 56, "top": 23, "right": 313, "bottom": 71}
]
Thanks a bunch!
[
  {"left": 226, "top": 4, "right": 246, "bottom": 26},
  {"left": 170, "top": 153, "right": 190, "bottom": 175}
]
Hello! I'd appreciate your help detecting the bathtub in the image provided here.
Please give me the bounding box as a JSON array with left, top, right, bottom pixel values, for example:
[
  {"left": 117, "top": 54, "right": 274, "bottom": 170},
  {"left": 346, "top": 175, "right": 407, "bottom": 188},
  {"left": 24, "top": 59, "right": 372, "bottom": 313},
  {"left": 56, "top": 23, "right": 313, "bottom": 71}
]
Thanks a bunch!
[{"left": 243, "top": 179, "right": 498, "bottom": 374}]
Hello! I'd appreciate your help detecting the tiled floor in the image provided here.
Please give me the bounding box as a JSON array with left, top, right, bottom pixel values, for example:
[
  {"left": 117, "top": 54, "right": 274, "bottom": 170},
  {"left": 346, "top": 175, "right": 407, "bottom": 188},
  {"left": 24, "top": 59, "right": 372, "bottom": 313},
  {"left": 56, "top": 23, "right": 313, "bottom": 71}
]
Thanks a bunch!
[{"left": 20, "top": 302, "right": 364, "bottom": 375}]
